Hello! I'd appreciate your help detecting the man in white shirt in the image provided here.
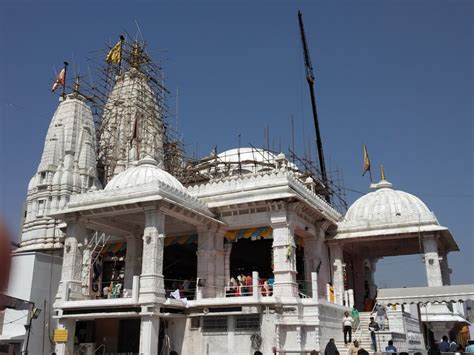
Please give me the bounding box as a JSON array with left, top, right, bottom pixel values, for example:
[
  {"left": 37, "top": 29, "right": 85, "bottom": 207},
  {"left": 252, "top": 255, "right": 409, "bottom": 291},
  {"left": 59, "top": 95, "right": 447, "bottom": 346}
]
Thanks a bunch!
[
  {"left": 342, "top": 311, "right": 354, "bottom": 345},
  {"left": 374, "top": 303, "right": 387, "bottom": 330}
]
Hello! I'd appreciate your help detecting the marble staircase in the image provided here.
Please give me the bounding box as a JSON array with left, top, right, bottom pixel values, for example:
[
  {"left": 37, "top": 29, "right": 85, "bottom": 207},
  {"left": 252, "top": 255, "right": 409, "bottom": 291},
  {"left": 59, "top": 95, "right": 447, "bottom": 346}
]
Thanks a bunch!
[{"left": 334, "top": 312, "right": 388, "bottom": 354}]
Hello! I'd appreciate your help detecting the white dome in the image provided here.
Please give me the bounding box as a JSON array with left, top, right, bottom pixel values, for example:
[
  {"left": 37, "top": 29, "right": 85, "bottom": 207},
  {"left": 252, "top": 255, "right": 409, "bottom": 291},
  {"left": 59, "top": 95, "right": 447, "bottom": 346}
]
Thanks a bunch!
[
  {"left": 218, "top": 147, "right": 276, "bottom": 163},
  {"left": 216, "top": 147, "right": 298, "bottom": 173},
  {"left": 104, "top": 157, "right": 185, "bottom": 191},
  {"left": 340, "top": 179, "right": 437, "bottom": 231}
]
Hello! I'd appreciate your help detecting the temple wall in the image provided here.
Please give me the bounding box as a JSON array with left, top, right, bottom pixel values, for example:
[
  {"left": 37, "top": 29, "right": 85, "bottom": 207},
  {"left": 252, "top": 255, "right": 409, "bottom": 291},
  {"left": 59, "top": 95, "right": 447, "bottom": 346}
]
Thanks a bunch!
[
  {"left": 167, "top": 300, "right": 350, "bottom": 354},
  {"left": 2, "top": 252, "right": 62, "bottom": 355}
]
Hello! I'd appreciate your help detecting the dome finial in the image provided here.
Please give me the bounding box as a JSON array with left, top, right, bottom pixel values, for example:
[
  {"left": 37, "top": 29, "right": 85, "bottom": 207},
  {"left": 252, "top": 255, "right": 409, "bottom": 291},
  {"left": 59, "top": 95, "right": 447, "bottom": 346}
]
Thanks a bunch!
[{"left": 380, "top": 164, "right": 385, "bottom": 181}]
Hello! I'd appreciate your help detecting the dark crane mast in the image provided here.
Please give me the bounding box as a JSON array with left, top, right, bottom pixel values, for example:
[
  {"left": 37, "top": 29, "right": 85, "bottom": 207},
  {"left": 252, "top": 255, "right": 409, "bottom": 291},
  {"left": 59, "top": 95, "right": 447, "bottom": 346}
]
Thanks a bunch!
[{"left": 298, "top": 10, "right": 330, "bottom": 203}]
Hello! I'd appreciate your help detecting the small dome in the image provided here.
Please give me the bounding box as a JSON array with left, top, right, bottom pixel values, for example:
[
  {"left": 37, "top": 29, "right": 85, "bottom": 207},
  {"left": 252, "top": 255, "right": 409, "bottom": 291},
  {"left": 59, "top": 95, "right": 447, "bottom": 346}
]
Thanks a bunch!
[
  {"left": 27, "top": 175, "right": 37, "bottom": 190},
  {"left": 60, "top": 169, "right": 73, "bottom": 186},
  {"left": 52, "top": 169, "right": 62, "bottom": 185},
  {"left": 104, "top": 156, "right": 185, "bottom": 191},
  {"left": 340, "top": 179, "right": 437, "bottom": 231}
]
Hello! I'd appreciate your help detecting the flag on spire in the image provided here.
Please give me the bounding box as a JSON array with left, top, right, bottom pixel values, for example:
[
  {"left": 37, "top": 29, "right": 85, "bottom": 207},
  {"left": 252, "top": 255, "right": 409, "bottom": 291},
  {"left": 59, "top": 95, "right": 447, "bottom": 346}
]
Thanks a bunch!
[
  {"left": 51, "top": 68, "right": 65, "bottom": 92},
  {"left": 362, "top": 144, "right": 372, "bottom": 181},
  {"left": 106, "top": 36, "right": 124, "bottom": 64}
]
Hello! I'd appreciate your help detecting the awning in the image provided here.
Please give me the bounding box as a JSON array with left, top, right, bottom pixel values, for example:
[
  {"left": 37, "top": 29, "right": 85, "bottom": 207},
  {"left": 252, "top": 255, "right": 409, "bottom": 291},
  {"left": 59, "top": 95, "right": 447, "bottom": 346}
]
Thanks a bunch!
[
  {"left": 224, "top": 227, "right": 273, "bottom": 242},
  {"left": 225, "top": 227, "right": 305, "bottom": 247},
  {"left": 0, "top": 294, "right": 33, "bottom": 311},
  {"left": 377, "top": 284, "right": 474, "bottom": 305},
  {"left": 164, "top": 234, "right": 198, "bottom": 247},
  {"left": 113, "top": 227, "right": 303, "bottom": 248}
]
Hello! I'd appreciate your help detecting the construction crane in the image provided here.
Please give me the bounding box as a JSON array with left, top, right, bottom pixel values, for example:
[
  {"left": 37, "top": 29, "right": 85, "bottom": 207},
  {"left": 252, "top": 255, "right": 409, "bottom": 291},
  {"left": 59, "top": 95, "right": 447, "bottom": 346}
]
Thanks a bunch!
[{"left": 298, "top": 10, "right": 330, "bottom": 203}]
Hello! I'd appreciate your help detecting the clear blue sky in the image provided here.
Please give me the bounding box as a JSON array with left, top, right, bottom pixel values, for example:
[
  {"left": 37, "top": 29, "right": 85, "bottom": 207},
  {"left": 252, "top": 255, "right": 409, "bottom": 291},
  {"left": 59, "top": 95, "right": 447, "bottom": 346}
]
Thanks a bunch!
[{"left": 0, "top": 1, "right": 472, "bottom": 286}]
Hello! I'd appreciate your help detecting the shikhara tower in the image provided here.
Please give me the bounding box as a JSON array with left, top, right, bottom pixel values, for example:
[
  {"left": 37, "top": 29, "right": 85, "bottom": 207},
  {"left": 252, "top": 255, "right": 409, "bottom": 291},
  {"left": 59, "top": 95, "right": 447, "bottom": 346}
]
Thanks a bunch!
[
  {"left": 98, "top": 42, "right": 164, "bottom": 183},
  {"left": 18, "top": 89, "right": 100, "bottom": 252},
  {"left": 1, "top": 88, "right": 100, "bottom": 354}
]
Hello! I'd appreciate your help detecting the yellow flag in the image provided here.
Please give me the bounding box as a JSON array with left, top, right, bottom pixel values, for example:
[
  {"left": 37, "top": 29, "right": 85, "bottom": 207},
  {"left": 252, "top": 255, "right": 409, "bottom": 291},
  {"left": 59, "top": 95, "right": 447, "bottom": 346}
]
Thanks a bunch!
[
  {"left": 363, "top": 144, "right": 370, "bottom": 176},
  {"left": 106, "top": 37, "right": 123, "bottom": 64}
]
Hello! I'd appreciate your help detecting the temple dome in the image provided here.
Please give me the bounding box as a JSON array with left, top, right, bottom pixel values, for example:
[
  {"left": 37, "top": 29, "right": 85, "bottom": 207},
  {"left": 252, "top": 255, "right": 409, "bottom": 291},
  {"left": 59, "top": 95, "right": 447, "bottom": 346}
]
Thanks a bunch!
[
  {"left": 339, "top": 179, "right": 438, "bottom": 232},
  {"left": 104, "top": 156, "right": 185, "bottom": 191},
  {"left": 215, "top": 147, "right": 298, "bottom": 174}
]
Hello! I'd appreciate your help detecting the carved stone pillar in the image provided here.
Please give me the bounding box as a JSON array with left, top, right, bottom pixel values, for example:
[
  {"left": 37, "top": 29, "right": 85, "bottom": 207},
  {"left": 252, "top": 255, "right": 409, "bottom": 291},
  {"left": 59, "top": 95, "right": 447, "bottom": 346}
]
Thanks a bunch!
[
  {"left": 440, "top": 252, "right": 451, "bottom": 286},
  {"left": 124, "top": 234, "right": 143, "bottom": 291},
  {"left": 58, "top": 217, "right": 86, "bottom": 301},
  {"left": 139, "top": 209, "right": 165, "bottom": 303},
  {"left": 197, "top": 225, "right": 219, "bottom": 298},
  {"left": 352, "top": 255, "right": 366, "bottom": 310},
  {"left": 224, "top": 241, "right": 233, "bottom": 285},
  {"left": 304, "top": 232, "right": 318, "bottom": 298},
  {"left": 139, "top": 314, "right": 160, "bottom": 354},
  {"left": 364, "top": 258, "right": 378, "bottom": 300},
  {"left": 270, "top": 208, "right": 298, "bottom": 297},
  {"left": 330, "top": 244, "right": 344, "bottom": 305},
  {"left": 214, "top": 228, "right": 226, "bottom": 298},
  {"left": 423, "top": 234, "right": 443, "bottom": 287}
]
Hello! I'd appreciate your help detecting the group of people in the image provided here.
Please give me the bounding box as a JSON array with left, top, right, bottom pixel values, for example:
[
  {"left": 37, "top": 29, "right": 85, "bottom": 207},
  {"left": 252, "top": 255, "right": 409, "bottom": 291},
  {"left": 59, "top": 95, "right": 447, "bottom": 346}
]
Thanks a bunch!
[
  {"left": 325, "top": 338, "right": 404, "bottom": 355},
  {"left": 226, "top": 273, "right": 274, "bottom": 297},
  {"left": 429, "top": 335, "right": 474, "bottom": 354},
  {"left": 341, "top": 303, "right": 388, "bottom": 352}
]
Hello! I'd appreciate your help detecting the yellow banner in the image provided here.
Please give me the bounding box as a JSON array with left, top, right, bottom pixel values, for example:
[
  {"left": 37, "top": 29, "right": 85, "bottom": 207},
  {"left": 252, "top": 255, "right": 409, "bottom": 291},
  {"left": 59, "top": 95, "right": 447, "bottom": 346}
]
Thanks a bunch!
[
  {"left": 106, "top": 39, "right": 122, "bottom": 64},
  {"left": 53, "top": 328, "right": 68, "bottom": 343}
]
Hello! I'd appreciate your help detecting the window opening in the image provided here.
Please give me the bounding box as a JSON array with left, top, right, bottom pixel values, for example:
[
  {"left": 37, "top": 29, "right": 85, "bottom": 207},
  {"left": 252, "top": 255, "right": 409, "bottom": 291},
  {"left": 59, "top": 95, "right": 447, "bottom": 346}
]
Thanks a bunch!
[
  {"left": 235, "top": 314, "right": 260, "bottom": 331},
  {"left": 202, "top": 316, "right": 227, "bottom": 332}
]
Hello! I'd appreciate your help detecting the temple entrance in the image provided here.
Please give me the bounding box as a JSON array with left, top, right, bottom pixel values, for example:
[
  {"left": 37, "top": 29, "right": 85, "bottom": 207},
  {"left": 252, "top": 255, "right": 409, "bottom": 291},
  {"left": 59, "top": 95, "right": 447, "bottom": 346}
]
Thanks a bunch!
[
  {"left": 230, "top": 238, "right": 273, "bottom": 279},
  {"left": 163, "top": 239, "right": 198, "bottom": 299}
]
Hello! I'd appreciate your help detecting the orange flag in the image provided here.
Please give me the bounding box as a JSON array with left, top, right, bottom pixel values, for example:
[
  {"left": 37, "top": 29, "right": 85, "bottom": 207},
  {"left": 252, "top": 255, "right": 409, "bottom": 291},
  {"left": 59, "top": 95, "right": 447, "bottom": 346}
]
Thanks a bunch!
[
  {"left": 51, "top": 68, "right": 65, "bottom": 92},
  {"left": 363, "top": 144, "right": 371, "bottom": 177}
]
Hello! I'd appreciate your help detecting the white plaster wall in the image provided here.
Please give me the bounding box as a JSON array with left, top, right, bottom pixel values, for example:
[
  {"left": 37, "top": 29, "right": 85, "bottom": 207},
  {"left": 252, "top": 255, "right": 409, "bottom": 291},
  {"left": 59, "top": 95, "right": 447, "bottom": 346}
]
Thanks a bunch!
[
  {"left": 2, "top": 252, "right": 62, "bottom": 355},
  {"left": 375, "top": 332, "right": 407, "bottom": 352},
  {"left": 317, "top": 301, "right": 351, "bottom": 348},
  {"left": 173, "top": 313, "right": 278, "bottom": 355}
]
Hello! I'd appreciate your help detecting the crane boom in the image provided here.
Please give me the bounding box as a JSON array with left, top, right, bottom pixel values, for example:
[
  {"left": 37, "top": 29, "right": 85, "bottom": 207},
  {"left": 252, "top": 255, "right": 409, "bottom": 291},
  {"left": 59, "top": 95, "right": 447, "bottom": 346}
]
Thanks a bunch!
[{"left": 298, "top": 10, "right": 330, "bottom": 202}]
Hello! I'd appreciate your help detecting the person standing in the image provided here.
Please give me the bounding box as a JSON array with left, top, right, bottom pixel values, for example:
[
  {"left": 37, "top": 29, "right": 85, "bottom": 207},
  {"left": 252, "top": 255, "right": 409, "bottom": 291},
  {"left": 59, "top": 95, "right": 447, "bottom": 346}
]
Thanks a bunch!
[
  {"left": 374, "top": 303, "right": 387, "bottom": 330},
  {"left": 439, "top": 336, "right": 450, "bottom": 352},
  {"left": 352, "top": 305, "right": 360, "bottom": 329},
  {"left": 368, "top": 316, "right": 380, "bottom": 352},
  {"left": 465, "top": 340, "right": 474, "bottom": 353},
  {"left": 348, "top": 340, "right": 360, "bottom": 355},
  {"left": 385, "top": 340, "right": 397, "bottom": 353},
  {"left": 324, "top": 338, "right": 340, "bottom": 355},
  {"left": 342, "top": 311, "right": 354, "bottom": 345},
  {"left": 449, "top": 338, "right": 458, "bottom": 353}
]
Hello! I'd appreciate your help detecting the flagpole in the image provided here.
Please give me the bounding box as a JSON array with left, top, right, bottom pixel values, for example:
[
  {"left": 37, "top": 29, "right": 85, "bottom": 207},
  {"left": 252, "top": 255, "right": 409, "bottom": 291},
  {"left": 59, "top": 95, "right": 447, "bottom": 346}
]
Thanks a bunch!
[
  {"left": 369, "top": 169, "right": 373, "bottom": 183},
  {"left": 62, "top": 62, "right": 69, "bottom": 99},
  {"left": 118, "top": 35, "right": 125, "bottom": 74}
]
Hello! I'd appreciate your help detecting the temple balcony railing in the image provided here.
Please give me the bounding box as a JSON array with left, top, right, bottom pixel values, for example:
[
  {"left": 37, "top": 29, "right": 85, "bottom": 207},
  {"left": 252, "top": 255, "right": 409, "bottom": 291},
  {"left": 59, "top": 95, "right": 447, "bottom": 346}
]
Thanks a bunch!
[
  {"left": 164, "top": 272, "right": 339, "bottom": 308},
  {"left": 57, "top": 275, "right": 140, "bottom": 309}
]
